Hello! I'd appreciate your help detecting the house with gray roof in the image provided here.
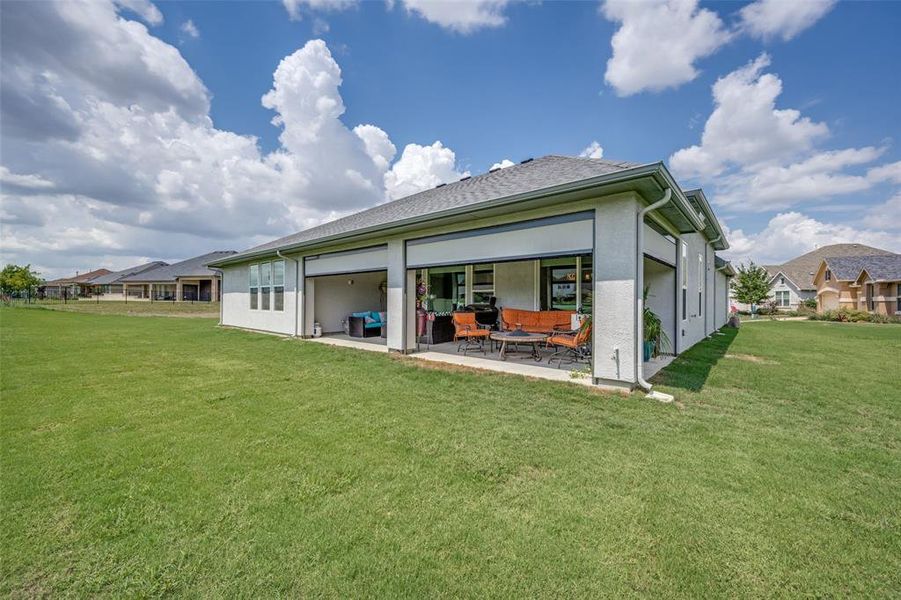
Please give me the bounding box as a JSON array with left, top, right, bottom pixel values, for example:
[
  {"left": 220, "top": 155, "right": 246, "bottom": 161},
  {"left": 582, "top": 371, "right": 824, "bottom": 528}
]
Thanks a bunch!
[
  {"left": 209, "top": 154, "right": 733, "bottom": 393},
  {"left": 762, "top": 243, "right": 896, "bottom": 310},
  {"left": 118, "top": 251, "right": 236, "bottom": 302},
  {"left": 88, "top": 261, "right": 168, "bottom": 300},
  {"left": 813, "top": 252, "right": 901, "bottom": 315}
]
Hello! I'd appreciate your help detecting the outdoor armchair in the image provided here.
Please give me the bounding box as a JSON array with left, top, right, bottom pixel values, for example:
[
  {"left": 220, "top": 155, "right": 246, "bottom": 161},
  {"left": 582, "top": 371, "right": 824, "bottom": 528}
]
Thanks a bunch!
[
  {"left": 546, "top": 317, "right": 592, "bottom": 368},
  {"left": 452, "top": 311, "right": 491, "bottom": 355}
]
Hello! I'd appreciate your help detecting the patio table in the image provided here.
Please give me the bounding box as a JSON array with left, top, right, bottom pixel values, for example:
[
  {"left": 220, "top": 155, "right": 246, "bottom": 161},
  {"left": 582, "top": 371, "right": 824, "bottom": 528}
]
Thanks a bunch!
[{"left": 490, "top": 330, "right": 548, "bottom": 361}]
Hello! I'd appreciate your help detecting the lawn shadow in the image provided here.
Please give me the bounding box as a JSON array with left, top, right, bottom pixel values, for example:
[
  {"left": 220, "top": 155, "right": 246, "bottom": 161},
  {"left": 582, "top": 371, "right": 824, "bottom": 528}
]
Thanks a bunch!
[{"left": 650, "top": 326, "right": 738, "bottom": 392}]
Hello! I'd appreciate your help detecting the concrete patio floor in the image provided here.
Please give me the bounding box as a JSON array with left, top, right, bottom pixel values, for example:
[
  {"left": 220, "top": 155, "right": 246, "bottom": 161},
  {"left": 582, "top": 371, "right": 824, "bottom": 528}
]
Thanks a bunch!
[{"left": 307, "top": 334, "right": 674, "bottom": 388}]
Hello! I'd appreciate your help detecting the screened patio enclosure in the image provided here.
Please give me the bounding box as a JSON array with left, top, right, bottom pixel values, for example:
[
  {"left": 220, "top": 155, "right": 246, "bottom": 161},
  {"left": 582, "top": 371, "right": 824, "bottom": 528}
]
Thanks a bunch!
[{"left": 415, "top": 255, "right": 593, "bottom": 316}]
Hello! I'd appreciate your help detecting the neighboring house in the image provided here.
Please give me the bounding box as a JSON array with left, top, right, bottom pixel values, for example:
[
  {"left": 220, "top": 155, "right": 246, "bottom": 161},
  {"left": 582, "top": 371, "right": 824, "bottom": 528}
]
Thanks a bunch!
[
  {"left": 40, "top": 268, "right": 112, "bottom": 299},
  {"left": 813, "top": 254, "right": 901, "bottom": 315},
  {"left": 89, "top": 261, "right": 169, "bottom": 300},
  {"left": 209, "top": 155, "right": 734, "bottom": 392},
  {"left": 762, "top": 243, "right": 896, "bottom": 310},
  {"left": 119, "top": 251, "right": 236, "bottom": 301}
]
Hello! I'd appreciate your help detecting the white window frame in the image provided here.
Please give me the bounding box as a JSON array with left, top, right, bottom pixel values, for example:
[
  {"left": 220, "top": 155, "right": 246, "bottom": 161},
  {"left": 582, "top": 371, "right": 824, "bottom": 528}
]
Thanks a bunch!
[
  {"left": 470, "top": 263, "right": 495, "bottom": 305},
  {"left": 272, "top": 260, "right": 285, "bottom": 312},
  {"left": 249, "top": 264, "right": 259, "bottom": 310},
  {"left": 775, "top": 290, "right": 790, "bottom": 308},
  {"left": 697, "top": 253, "right": 703, "bottom": 317},
  {"left": 260, "top": 262, "right": 272, "bottom": 311}
]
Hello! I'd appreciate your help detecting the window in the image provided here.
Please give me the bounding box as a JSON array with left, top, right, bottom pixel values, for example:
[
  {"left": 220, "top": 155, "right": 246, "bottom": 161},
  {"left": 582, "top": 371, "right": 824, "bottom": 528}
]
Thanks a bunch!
[
  {"left": 540, "top": 258, "right": 577, "bottom": 311},
  {"left": 780, "top": 277, "right": 785, "bottom": 285},
  {"left": 775, "top": 290, "right": 790, "bottom": 307},
  {"left": 698, "top": 254, "right": 703, "bottom": 316},
  {"left": 825, "top": 269, "right": 832, "bottom": 281},
  {"left": 681, "top": 242, "right": 688, "bottom": 320},
  {"left": 249, "top": 264, "right": 259, "bottom": 309},
  {"left": 471, "top": 263, "right": 494, "bottom": 304},
  {"left": 580, "top": 255, "right": 593, "bottom": 313},
  {"left": 866, "top": 283, "right": 875, "bottom": 311},
  {"left": 428, "top": 265, "right": 466, "bottom": 312},
  {"left": 260, "top": 262, "right": 271, "bottom": 310},
  {"left": 273, "top": 260, "right": 285, "bottom": 311},
  {"left": 897, "top": 283, "right": 901, "bottom": 312}
]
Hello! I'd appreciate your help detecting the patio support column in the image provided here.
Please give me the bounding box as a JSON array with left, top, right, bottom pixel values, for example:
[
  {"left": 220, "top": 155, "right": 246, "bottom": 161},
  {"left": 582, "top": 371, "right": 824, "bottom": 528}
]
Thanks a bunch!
[
  {"left": 176, "top": 280, "right": 183, "bottom": 302},
  {"left": 386, "top": 239, "right": 413, "bottom": 353},
  {"left": 211, "top": 277, "right": 219, "bottom": 302},
  {"left": 296, "top": 258, "right": 306, "bottom": 337},
  {"left": 303, "top": 275, "right": 315, "bottom": 338},
  {"left": 592, "top": 194, "right": 640, "bottom": 389}
]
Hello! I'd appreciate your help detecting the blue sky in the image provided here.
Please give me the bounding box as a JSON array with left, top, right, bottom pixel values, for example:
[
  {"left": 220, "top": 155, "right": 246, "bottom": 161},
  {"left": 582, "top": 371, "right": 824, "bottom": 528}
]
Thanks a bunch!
[{"left": 1, "top": 0, "right": 899, "bottom": 277}]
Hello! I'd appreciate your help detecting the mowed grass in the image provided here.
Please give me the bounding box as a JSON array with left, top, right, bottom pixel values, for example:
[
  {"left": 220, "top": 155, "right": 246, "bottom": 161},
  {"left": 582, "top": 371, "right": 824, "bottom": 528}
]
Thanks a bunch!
[
  {"left": 1, "top": 309, "right": 899, "bottom": 597},
  {"left": 12, "top": 300, "right": 219, "bottom": 318}
]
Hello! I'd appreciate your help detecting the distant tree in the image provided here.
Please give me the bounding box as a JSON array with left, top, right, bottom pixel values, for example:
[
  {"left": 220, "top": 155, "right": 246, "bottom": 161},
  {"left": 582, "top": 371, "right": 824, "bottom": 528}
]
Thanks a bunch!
[
  {"left": 731, "top": 262, "right": 771, "bottom": 307},
  {"left": 0, "top": 264, "right": 42, "bottom": 296}
]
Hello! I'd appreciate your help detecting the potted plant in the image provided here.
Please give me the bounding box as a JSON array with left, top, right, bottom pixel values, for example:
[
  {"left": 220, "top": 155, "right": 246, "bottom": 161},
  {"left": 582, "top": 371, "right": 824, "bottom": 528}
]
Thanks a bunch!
[{"left": 642, "top": 286, "right": 669, "bottom": 361}]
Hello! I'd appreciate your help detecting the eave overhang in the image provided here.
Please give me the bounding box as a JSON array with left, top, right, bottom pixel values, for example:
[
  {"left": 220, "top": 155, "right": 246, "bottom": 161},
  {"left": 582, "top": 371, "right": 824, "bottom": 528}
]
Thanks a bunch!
[{"left": 210, "top": 162, "right": 708, "bottom": 268}]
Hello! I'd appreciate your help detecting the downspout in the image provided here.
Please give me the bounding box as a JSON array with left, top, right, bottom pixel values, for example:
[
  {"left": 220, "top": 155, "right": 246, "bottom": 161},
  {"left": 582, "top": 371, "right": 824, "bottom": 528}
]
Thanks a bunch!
[
  {"left": 276, "top": 249, "right": 299, "bottom": 337},
  {"left": 636, "top": 189, "right": 675, "bottom": 403},
  {"left": 706, "top": 234, "right": 721, "bottom": 337}
]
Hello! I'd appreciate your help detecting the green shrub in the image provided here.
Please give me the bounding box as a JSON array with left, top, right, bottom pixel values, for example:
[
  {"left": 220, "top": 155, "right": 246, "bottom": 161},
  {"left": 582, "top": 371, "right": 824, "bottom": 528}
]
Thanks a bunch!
[
  {"left": 801, "top": 298, "right": 818, "bottom": 310},
  {"left": 808, "top": 308, "right": 901, "bottom": 324}
]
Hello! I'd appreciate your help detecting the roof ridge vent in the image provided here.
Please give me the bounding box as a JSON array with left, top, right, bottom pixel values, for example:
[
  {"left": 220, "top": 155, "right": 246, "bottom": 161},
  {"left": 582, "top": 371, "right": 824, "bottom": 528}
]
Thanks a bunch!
[
  {"left": 488, "top": 167, "right": 501, "bottom": 173},
  {"left": 520, "top": 157, "right": 534, "bottom": 164},
  {"left": 435, "top": 183, "right": 447, "bottom": 188},
  {"left": 459, "top": 175, "right": 471, "bottom": 181}
]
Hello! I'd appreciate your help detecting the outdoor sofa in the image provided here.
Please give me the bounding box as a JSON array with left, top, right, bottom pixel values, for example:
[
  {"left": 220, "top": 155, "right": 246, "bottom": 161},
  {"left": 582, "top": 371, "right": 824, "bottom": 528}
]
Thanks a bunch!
[
  {"left": 348, "top": 311, "right": 387, "bottom": 338},
  {"left": 500, "top": 308, "right": 575, "bottom": 334}
]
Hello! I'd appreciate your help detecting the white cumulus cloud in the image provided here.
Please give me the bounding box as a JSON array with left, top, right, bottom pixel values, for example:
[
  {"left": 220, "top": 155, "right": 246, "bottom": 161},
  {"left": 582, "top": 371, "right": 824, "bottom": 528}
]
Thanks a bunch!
[
  {"left": 739, "top": 0, "right": 836, "bottom": 41},
  {"left": 0, "top": 2, "right": 466, "bottom": 278},
  {"left": 668, "top": 55, "right": 900, "bottom": 216},
  {"left": 282, "top": 0, "right": 357, "bottom": 21},
  {"left": 180, "top": 19, "right": 199, "bottom": 39},
  {"left": 490, "top": 159, "right": 515, "bottom": 170},
  {"left": 601, "top": 0, "right": 731, "bottom": 97},
  {"left": 579, "top": 141, "right": 604, "bottom": 159},
  {"left": 722, "top": 212, "right": 901, "bottom": 266},
  {"left": 385, "top": 142, "right": 469, "bottom": 200},
  {"left": 400, "top": 0, "right": 511, "bottom": 33}
]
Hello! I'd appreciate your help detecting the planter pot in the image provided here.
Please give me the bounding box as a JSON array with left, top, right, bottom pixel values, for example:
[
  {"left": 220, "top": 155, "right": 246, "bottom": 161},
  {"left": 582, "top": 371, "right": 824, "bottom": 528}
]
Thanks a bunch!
[
  {"left": 643, "top": 340, "right": 655, "bottom": 362},
  {"left": 416, "top": 310, "right": 428, "bottom": 337}
]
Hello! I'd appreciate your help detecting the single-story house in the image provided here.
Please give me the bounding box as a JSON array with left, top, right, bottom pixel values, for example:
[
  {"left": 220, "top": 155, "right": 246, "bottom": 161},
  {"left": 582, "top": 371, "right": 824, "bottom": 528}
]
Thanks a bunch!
[
  {"left": 210, "top": 155, "right": 733, "bottom": 392},
  {"left": 90, "top": 261, "right": 169, "bottom": 300},
  {"left": 40, "top": 268, "right": 112, "bottom": 299},
  {"left": 814, "top": 253, "right": 901, "bottom": 314},
  {"left": 118, "top": 251, "right": 236, "bottom": 301},
  {"left": 762, "top": 243, "right": 895, "bottom": 310}
]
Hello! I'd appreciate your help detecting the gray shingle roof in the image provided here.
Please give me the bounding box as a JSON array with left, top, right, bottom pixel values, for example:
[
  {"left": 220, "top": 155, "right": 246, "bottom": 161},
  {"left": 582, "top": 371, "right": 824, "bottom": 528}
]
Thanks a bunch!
[
  {"left": 858, "top": 255, "right": 901, "bottom": 281},
  {"left": 766, "top": 244, "right": 897, "bottom": 290},
  {"left": 90, "top": 261, "right": 168, "bottom": 285},
  {"left": 121, "top": 251, "right": 236, "bottom": 282},
  {"left": 826, "top": 254, "right": 901, "bottom": 282},
  {"left": 227, "top": 155, "right": 643, "bottom": 261}
]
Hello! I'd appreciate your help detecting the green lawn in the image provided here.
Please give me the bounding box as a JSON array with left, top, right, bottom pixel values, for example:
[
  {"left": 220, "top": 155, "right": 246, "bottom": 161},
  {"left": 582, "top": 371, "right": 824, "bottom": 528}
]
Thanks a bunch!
[
  {"left": 8, "top": 299, "right": 219, "bottom": 318},
  {"left": 2, "top": 308, "right": 899, "bottom": 597}
]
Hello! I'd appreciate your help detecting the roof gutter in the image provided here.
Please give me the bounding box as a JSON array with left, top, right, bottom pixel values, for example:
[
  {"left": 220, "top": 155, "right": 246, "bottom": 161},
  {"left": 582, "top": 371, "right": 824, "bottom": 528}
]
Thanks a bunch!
[
  {"left": 636, "top": 188, "right": 675, "bottom": 403},
  {"left": 210, "top": 162, "right": 705, "bottom": 268}
]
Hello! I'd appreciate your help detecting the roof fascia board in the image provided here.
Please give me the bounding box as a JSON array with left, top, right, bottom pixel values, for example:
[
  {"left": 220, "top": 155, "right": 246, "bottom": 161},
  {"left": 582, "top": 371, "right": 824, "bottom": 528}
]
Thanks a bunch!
[{"left": 684, "top": 187, "right": 729, "bottom": 250}]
